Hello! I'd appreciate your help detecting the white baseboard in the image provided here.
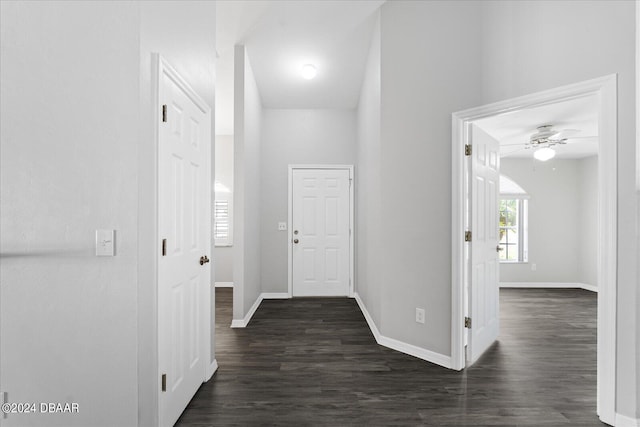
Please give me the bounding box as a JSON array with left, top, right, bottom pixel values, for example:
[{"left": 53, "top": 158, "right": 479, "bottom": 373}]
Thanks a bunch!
[
  {"left": 378, "top": 333, "right": 452, "bottom": 368},
  {"left": 206, "top": 359, "right": 218, "bottom": 380},
  {"left": 615, "top": 413, "right": 640, "bottom": 427},
  {"left": 215, "top": 282, "right": 234, "bottom": 288},
  {"left": 230, "top": 294, "right": 263, "bottom": 328},
  {"left": 354, "top": 292, "right": 383, "bottom": 340},
  {"left": 262, "top": 292, "right": 290, "bottom": 299},
  {"left": 229, "top": 292, "right": 290, "bottom": 328},
  {"left": 500, "top": 282, "right": 598, "bottom": 293},
  {"left": 354, "top": 292, "right": 452, "bottom": 369},
  {"left": 579, "top": 283, "right": 598, "bottom": 292}
]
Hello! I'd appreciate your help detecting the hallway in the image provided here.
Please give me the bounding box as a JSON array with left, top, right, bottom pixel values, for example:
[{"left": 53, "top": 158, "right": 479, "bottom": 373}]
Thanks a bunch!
[{"left": 176, "top": 288, "right": 600, "bottom": 426}]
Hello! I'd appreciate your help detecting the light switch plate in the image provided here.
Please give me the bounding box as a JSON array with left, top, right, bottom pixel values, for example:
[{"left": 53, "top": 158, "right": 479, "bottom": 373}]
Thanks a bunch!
[
  {"left": 278, "top": 222, "right": 287, "bottom": 231},
  {"left": 96, "top": 229, "right": 115, "bottom": 256}
]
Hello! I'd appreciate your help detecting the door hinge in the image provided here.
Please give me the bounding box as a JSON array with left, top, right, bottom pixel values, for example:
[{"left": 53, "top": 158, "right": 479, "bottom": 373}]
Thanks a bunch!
[
  {"left": 349, "top": 178, "right": 352, "bottom": 187},
  {"left": 161, "top": 374, "right": 167, "bottom": 392},
  {"left": 464, "top": 231, "right": 472, "bottom": 242},
  {"left": 465, "top": 317, "right": 472, "bottom": 328},
  {"left": 162, "top": 238, "right": 167, "bottom": 256},
  {"left": 162, "top": 104, "right": 167, "bottom": 122},
  {"left": 465, "top": 144, "right": 472, "bottom": 156}
]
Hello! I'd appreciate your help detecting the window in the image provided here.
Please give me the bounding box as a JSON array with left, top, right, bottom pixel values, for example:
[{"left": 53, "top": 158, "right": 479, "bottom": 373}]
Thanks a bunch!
[
  {"left": 498, "top": 175, "right": 528, "bottom": 263},
  {"left": 498, "top": 198, "right": 528, "bottom": 262},
  {"left": 214, "top": 200, "right": 230, "bottom": 239},
  {"left": 214, "top": 181, "right": 232, "bottom": 246}
]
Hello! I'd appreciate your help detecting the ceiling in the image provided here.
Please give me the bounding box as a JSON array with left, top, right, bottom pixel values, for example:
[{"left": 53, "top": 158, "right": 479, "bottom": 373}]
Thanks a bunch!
[
  {"left": 214, "top": 1, "right": 599, "bottom": 155},
  {"left": 215, "top": 0, "right": 384, "bottom": 135},
  {"left": 475, "top": 95, "right": 599, "bottom": 160}
]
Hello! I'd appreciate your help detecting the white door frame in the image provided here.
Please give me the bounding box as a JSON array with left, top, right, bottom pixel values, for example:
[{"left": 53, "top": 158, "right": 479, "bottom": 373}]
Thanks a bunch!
[
  {"left": 154, "top": 54, "right": 214, "bottom": 426},
  {"left": 451, "top": 75, "right": 617, "bottom": 425},
  {"left": 287, "top": 165, "right": 355, "bottom": 298}
]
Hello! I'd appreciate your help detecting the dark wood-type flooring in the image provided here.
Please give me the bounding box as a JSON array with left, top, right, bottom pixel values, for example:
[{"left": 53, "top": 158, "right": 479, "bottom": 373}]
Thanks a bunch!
[{"left": 176, "top": 288, "right": 601, "bottom": 426}]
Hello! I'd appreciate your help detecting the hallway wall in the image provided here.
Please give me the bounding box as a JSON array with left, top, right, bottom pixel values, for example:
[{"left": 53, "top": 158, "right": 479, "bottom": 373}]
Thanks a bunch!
[
  {"left": 0, "top": 3, "right": 140, "bottom": 425},
  {"left": 0, "top": 1, "right": 217, "bottom": 426},
  {"left": 233, "top": 45, "right": 263, "bottom": 322},
  {"left": 356, "top": 12, "right": 382, "bottom": 326},
  {"left": 377, "top": 0, "right": 483, "bottom": 356},
  {"left": 260, "top": 109, "right": 357, "bottom": 293}
]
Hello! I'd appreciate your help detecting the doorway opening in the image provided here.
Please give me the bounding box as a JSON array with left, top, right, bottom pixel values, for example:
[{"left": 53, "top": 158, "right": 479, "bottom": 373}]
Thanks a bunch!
[{"left": 451, "top": 75, "right": 617, "bottom": 425}]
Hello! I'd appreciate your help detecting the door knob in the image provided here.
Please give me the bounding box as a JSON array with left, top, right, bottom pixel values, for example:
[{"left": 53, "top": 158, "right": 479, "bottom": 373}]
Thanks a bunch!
[
  {"left": 293, "top": 239, "right": 299, "bottom": 244},
  {"left": 496, "top": 246, "right": 504, "bottom": 252},
  {"left": 200, "top": 255, "right": 210, "bottom": 265}
]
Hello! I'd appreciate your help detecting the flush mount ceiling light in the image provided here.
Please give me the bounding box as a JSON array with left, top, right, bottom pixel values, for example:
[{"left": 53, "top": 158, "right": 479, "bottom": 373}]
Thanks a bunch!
[
  {"left": 533, "top": 147, "right": 556, "bottom": 162},
  {"left": 301, "top": 64, "right": 317, "bottom": 80}
]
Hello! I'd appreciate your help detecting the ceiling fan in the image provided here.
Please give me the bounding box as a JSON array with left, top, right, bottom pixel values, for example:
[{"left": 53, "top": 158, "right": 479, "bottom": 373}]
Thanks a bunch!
[{"left": 501, "top": 124, "right": 596, "bottom": 161}]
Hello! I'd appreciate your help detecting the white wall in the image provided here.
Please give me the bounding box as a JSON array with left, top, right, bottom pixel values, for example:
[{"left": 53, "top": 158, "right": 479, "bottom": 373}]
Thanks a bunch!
[
  {"left": 233, "top": 46, "right": 263, "bottom": 321},
  {"left": 215, "top": 135, "right": 234, "bottom": 283},
  {"left": 1, "top": 3, "right": 140, "bottom": 425},
  {"left": 577, "top": 156, "right": 598, "bottom": 288},
  {"left": 260, "top": 109, "right": 357, "bottom": 293},
  {"left": 0, "top": 2, "right": 216, "bottom": 426},
  {"left": 356, "top": 12, "right": 383, "bottom": 326},
  {"left": 214, "top": 248, "right": 234, "bottom": 284},
  {"left": 499, "top": 158, "right": 591, "bottom": 284},
  {"left": 376, "top": 0, "right": 483, "bottom": 356}
]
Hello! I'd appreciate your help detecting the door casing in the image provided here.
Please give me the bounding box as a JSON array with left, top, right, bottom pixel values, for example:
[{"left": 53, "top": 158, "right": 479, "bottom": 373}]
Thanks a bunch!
[
  {"left": 287, "top": 165, "right": 354, "bottom": 298},
  {"left": 451, "top": 75, "right": 617, "bottom": 425}
]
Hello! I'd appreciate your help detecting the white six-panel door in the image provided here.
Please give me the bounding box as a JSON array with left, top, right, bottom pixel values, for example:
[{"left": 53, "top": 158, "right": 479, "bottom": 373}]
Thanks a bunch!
[
  {"left": 157, "top": 58, "right": 211, "bottom": 427},
  {"left": 292, "top": 169, "right": 350, "bottom": 297},
  {"left": 468, "top": 126, "right": 500, "bottom": 364}
]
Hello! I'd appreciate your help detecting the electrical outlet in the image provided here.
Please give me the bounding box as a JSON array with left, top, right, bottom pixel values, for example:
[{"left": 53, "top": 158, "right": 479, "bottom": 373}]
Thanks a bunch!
[
  {"left": 278, "top": 222, "right": 287, "bottom": 231},
  {"left": 531, "top": 263, "right": 537, "bottom": 271},
  {"left": 415, "top": 308, "right": 425, "bottom": 324}
]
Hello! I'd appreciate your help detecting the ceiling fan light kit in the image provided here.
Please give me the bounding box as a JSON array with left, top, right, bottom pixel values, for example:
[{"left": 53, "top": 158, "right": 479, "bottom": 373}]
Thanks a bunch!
[
  {"left": 533, "top": 146, "right": 556, "bottom": 161},
  {"left": 529, "top": 124, "right": 566, "bottom": 146}
]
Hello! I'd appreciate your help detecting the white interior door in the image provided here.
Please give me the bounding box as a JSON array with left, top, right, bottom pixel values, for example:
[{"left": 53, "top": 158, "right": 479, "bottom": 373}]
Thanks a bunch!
[
  {"left": 292, "top": 168, "right": 350, "bottom": 297},
  {"left": 467, "top": 126, "right": 500, "bottom": 364},
  {"left": 157, "top": 58, "right": 211, "bottom": 427}
]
